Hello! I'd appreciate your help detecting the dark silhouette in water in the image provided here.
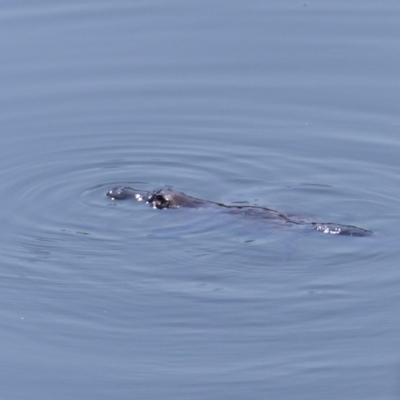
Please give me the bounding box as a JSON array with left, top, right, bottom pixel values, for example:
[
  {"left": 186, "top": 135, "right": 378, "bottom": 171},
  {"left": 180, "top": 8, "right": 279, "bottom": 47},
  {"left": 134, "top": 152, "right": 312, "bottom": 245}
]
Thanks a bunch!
[{"left": 106, "top": 186, "right": 372, "bottom": 237}]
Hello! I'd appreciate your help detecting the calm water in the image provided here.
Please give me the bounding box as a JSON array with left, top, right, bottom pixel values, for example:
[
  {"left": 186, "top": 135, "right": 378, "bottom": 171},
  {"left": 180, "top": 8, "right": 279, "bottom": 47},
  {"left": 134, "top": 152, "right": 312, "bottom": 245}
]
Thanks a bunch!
[{"left": 1, "top": 1, "right": 400, "bottom": 399}]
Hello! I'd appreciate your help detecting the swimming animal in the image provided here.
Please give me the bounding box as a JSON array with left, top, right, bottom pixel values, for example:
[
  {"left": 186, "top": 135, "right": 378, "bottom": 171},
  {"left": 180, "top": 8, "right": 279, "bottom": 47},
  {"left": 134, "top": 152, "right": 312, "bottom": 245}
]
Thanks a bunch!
[{"left": 106, "top": 186, "right": 372, "bottom": 237}]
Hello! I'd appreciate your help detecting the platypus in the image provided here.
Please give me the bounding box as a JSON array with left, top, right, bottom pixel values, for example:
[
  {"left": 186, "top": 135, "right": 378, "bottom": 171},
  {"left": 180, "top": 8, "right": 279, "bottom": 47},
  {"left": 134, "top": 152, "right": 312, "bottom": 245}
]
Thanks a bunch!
[{"left": 106, "top": 186, "right": 372, "bottom": 237}]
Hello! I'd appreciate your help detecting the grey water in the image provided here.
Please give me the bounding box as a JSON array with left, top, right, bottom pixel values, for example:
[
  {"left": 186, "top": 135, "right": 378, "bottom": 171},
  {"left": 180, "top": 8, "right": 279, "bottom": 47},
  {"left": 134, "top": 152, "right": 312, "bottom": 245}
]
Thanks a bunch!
[{"left": 1, "top": 1, "right": 400, "bottom": 399}]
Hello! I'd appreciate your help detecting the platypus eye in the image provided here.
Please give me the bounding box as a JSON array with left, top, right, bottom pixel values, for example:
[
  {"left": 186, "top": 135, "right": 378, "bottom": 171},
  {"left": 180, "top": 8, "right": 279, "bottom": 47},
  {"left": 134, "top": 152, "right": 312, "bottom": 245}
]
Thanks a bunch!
[
  {"left": 147, "top": 193, "right": 170, "bottom": 209},
  {"left": 155, "top": 194, "right": 169, "bottom": 208}
]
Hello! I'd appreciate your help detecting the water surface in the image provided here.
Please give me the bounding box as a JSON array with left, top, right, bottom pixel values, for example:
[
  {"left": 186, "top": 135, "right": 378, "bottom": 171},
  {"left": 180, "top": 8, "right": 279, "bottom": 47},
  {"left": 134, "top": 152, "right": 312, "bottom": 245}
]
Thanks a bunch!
[{"left": 1, "top": 1, "right": 400, "bottom": 399}]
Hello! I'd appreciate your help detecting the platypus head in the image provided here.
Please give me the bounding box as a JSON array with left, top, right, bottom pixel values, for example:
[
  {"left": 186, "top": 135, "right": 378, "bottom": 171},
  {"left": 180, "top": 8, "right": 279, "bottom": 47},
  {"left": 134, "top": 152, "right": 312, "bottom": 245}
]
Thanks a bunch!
[
  {"left": 147, "top": 188, "right": 176, "bottom": 209},
  {"left": 146, "top": 188, "right": 205, "bottom": 209}
]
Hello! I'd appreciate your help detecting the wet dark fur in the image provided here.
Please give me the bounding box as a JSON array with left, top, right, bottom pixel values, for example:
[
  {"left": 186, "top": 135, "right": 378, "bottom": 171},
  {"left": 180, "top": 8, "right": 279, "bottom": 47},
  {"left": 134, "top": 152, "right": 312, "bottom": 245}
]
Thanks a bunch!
[{"left": 107, "top": 186, "right": 372, "bottom": 237}]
